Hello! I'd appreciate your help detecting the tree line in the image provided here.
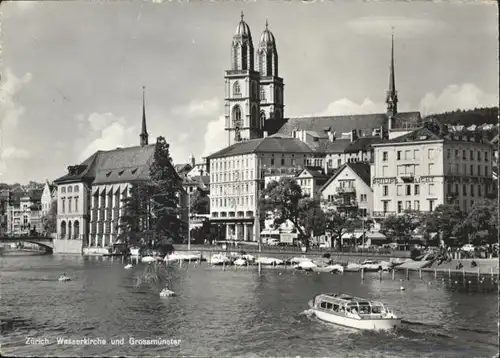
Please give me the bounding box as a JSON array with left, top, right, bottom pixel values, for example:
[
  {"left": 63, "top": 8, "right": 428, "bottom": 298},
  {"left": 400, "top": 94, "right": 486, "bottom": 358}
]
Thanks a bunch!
[
  {"left": 424, "top": 107, "right": 499, "bottom": 127},
  {"left": 260, "top": 177, "right": 499, "bottom": 248}
]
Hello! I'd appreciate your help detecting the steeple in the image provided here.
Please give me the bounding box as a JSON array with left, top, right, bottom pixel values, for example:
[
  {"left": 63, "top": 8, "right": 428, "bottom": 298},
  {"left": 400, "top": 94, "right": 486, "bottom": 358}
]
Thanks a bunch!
[
  {"left": 385, "top": 29, "right": 398, "bottom": 118},
  {"left": 140, "top": 86, "right": 149, "bottom": 147}
]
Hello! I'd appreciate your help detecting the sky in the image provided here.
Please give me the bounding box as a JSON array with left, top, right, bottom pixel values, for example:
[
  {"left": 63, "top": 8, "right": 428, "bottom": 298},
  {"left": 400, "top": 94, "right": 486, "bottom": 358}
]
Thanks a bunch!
[{"left": 0, "top": 0, "right": 498, "bottom": 184}]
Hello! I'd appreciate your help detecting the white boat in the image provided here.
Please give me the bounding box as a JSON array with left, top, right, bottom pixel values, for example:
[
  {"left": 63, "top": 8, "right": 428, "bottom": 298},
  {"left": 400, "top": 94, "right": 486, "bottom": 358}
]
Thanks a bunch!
[
  {"left": 210, "top": 254, "right": 232, "bottom": 266},
  {"left": 255, "top": 257, "right": 284, "bottom": 265},
  {"left": 294, "top": 260, "right": 317, "bottom": 270},
  {"left": 361, "top": 260, "right": 393, "bottom": 272},
  {"left": 164, "top": 252, "right": 201, "bottom": 262},
  {"left": 58, "top": 275, "right": 71, "bottom": 282},
  {"left": 234, "top": 258, "right": 249, "bottom": 266},
  {"left": 289, "top": 256, "right": 312, "bottom": 265},
  {"left": 309, "top": 293, "right": 401, "bottom": 331},
  {"left": 124, "top": 264, "right": 133, "bottom": 269},
  {"left": 141, "top": 256, "right": 156, "bottom": 263},
  {"left": 160, "top": 287, "right": 176, "bottom": 297},
  {"left": 311, "top": 264, "right": 344, "bottom": 273},
  {"left": 344, "top": 263, "right": 362, "bottom": 272}
]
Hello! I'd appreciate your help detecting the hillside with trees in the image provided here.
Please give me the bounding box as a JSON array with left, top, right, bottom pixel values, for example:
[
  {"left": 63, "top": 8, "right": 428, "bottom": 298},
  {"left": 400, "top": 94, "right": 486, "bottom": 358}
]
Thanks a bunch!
[{"left": 424, "top": 107, "right": 498, "bottom": 127}]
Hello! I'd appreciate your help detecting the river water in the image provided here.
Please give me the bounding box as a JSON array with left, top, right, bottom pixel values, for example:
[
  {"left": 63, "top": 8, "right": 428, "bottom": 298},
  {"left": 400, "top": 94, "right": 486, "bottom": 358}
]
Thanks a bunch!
[{"left": 1, "top": 254, "right": 498, "bottom": 357}]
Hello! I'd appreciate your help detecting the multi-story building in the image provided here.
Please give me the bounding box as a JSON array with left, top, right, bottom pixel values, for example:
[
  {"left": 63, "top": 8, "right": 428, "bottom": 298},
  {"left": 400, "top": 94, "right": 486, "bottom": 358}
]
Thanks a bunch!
[
  {"left": 0, "top": 184, "right": 10, "bottom": 236},
  {"left": 186, "top": 154, "right": 209, "bottom": 178},
  {"left": 53, "top": 90, "right": 188, "bottom": 253},
  {"left": 295, "top": 167, "right": 328, "bottom": 199},
  {"left": 207, "top": 135, "right": 313, "bottom": 241},
  {"left": 371, "top": 122, "right": 495, "bottom": 219},
  {"left": 41, "top": 181, "right": 57, "bottom": 217},
  {"left": 6, "top": 189, "right": 43, "bottom": 235},
  {"left": 319, "top": 163, "right": 373, "bottom": 218}
]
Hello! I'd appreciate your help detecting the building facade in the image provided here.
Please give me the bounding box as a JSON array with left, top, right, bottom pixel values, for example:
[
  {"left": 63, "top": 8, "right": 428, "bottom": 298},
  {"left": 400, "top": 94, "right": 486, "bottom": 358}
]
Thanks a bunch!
[
  {"left": 41, "top": 181, "right": 57, "bottom": 217},
  {"left": 6, "top": 189, "right": 43, "bottom": 235},
  {"left": 371, "top": 124, "right": 495, "bottom": 219},
  {"left": 295, "top": 167, "right": 328, "bottom": 199},
  {"left": 207, "top": 136, "right": 313, "bottom": 241}
]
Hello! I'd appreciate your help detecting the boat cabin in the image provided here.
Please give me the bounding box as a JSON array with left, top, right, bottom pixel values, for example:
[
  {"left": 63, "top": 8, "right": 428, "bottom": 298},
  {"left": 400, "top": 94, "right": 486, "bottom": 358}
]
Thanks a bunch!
[{"left": 313, "top": 293, "right": 387, "bottom": 316}]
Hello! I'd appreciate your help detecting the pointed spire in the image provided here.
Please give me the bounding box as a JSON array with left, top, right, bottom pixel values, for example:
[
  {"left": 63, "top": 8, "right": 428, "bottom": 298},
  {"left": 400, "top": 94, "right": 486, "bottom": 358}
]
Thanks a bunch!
[
  {"left": 265, "top": 18, "right": 269, "bottom": 30},
  {"left": 240, "top": 11, "right": 244, "bottom": 21},
  {"left": 386, "top": 27, "right": 398, "bottom": 117},
  {"left": 140, "top": 86, "right": 149, "bottom": 147}
]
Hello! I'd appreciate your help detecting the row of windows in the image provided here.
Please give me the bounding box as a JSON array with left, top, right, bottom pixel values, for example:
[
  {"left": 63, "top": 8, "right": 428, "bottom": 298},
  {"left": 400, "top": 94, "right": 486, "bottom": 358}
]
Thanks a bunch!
[
  {"left": 386, "top": 182, "right": 490, "bottom": 198},
  {"left": 447, "top": 148, "right": 489, "bottom": 162},
  {"left": 212, "top": 158, "right": 252, "bottom": 171},
  {"left": 60, "top": 197, "right": 79, "bottom": 213},
  {"left": 382, "top": 163, "right": 490, "bottom": 178},
  {"left": 385, "top": 148, "right": 490, "bottom": 162},
  {"left": 389, "top": 198, "right": 480, "bottom": 214},
  {"left": 232, "top": 81, "right": 282, "bottom": 102},
  {"left": 211, "top": 171, "right": 255, "bottom": 183},
  {"left": 447, "top": 163, "right": 490, "bottom": 177},
  {"left": 325, "top": 194, "right": 368, "bottom": 203},
  {"left": 212, "top": 196, "right": 255, "bottom": 208},
  {"left": 60, "top": 185, "right": 79, "bottom": 194},
  {"left": 211, "top": 182, "right": 255, "bottom": 196}
]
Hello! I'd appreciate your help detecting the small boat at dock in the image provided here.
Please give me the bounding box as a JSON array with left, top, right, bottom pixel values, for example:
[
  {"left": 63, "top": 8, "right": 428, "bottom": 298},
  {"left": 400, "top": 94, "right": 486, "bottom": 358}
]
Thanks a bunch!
[
  {"left": 210, "top": 254, "right": 233, "bottom": 266},
  {"left": 309, "top": 293, "right": 401, "bottom": 331}
]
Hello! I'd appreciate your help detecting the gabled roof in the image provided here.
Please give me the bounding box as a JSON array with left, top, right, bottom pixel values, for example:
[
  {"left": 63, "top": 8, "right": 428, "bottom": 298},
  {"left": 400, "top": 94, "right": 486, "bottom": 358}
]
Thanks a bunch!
[
  {"left": 296, "top": 166, "right": 326, "bottom": 178},
  {"left": 53, "top": 151, "right": 100, "bottom": 184},
  {"left": 385, "top": 127, "right": 443, "bottom": 144},
  {"left": 207, "top": 137, "right": 314, "bottom": 159},
  {"left": 319, "top": 162, "right": 371, "bottom": 192},
  {"left": 344, "top": 136, "right": 387, "bottom": 153}
]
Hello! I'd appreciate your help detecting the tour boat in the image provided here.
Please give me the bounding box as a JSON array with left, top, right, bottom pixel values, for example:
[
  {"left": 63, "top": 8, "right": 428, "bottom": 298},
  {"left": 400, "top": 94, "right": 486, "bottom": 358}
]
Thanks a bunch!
[
  {"left": 310, "top": 263, "right": 344, "bottom": 273},
  {"left": 309, "top": 293, "right": 401, "bottom": 331},
  {"left": 164, "top": 252, "right": 202, "bottom": 262},
  {"left": 255, "top": 257, "right": 284, "bottom": 265},
  {"left": 58, "top": 275, "right": 71, "bottom": 282}
]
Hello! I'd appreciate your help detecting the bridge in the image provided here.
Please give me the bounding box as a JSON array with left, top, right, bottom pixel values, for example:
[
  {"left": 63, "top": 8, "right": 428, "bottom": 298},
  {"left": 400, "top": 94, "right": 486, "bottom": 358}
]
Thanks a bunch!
[{"left": 0, "top": 236, "right": 54, "bottom": 253}]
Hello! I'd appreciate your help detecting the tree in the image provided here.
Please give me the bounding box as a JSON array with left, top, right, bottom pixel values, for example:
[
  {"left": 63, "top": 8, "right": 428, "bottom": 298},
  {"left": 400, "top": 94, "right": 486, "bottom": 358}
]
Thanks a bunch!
[
  {"left": 381, "top": 210, "right": 423, "bottom": 246},
  {"left": 189, "top": 189, "right": 210, "bottom": 215},
  {"left": 324, "top": 209, "right": 358, "bottom": 248},
  {"left": 423, "top": 204, "right": 465, "bottom": 246},
  {"left": 118, "top": 182, "right": 150, "bottom": 246},
  {"left": 41, "top": 201, "right": 57, "bottom": 234},
  {"left": 147, "top": 136, "right": 185, "bottom": 245},
  {"left": 453, "top": 199, "right": 498, "bottom": 245},
  {"left": 299, "top": 198, "right": 326, "bottom": 238},
  {"left": 260, "top": 178, "right": 321, "bottom": 246}
]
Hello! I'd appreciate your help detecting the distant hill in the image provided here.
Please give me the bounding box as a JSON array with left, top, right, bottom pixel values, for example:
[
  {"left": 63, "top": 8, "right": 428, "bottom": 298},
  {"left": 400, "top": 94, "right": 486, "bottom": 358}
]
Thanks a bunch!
[{"left": 424, "top": 107, "right": 498, "bottom": 127}]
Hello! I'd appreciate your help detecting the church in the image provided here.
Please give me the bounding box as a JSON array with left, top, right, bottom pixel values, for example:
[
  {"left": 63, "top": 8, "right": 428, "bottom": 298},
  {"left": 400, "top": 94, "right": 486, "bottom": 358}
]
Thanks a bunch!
[
  {"left": 223, "top": 12, "right": 423, "bottom": 150},
  {"left": 53, "top": 89, "right": 188, "bottom": 254}
]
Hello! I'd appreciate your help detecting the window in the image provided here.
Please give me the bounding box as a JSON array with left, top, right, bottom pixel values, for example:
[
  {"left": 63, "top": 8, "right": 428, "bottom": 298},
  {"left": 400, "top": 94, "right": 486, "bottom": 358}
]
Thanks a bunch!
[
  {"left": 455, "top": 183, "right": 459, "bottom": 194},
  {"left": 428, "top": 149, "right": 435, "bottom": 159},
  {"left": 383, "top": 186, "right": 388, "bottom": 196},
  {"left": 470, "top": 164, "right": 474, "bottom": 176},
  {"left": 397, "top": 151, "right": 401, "bottom": 160},
  {"left": 485, "top": 151, "right": 488, "bottom": 162},
  {"left": 463, "top": 184, "right": 467, "bottom": 195},
  {"left": 270, "top": 158, "right": 274, "bottom": 165},
  {"left": 260, "top": 86, "right": 266, "bottom": 101},
  {"left": 337, "top": 159, "right": 341, "bottom": 167},
  {"left": 281, "top": 158, "right": 285, "bottom": 165},
  {"left": 428, "top": 163, "right": 434, "bottom": 175},
  {"left": 233, "top": 81, "right": 240, "bottom": 95},
  {"left": 485, "top": 166, "right": 489, "bottom": 177},
  {"left": 75, "top": 198, "right": 79, "bottom": 211},
  {"left": 447, "top": 149, "right": 451, "bottom": 159},
  {"left": 405, "top": 185, "right": 411, "bottom": 196},
  {"left": 415, "top": 184, "right": 420, "bottom": 195},
  {"left": 68, "top": 198, "right": 72, "bottom": 213},
  {"left": 478, "top": 165, "right": 481, "bottom": 177},
  {"left": 470, "top": 184, "right": 474, "bottom": 197},
  {"left": 382, "top": 166, "right": 388, "bottom": 176},
  {"left": 478, "top": 151, "right": 481, "bottom": 161},
  {"left": 383, "top": 201, "right": 389, "bottom": 212},
  {"left": 61, "top": 187, "right": 66, "bottom": 194},
  {"left": 292, "top": 159, "right": 296, "bottom": 166},
  {"left": 478, "top": 185, "right": 482, "bottom": 196},
  {"left": 360, "top": 194, "right": 367, "bottom": 202},
  {"left": 74, "top": 185, "right": 79, "bottom": 192},
  {"left": 397, "top": 201, "right": 403, "bottom": 213},
  {"left": 68, "top": 186, "right": 73, "bottom": 193},
  {"left": 382, "top": 152, "right": 388, "bottom": 161},
  {"left": 405, "top": 201, "right": 411, "bottom": 210},
  {"left": 454, "top": 164, "right": 459, "bottom": 174},
  {"left": 462, "top": 150, "right": 466, "bottom": 160},
  {"left": 428, "top": 184, "right": 435, "bottom": 195},
  {"left": 414, "top": 149, "right": 420, "bottom": 160},
  {"left": 397, "top": 185, "right": 402, "bottom": 196},
  {"left": 455, "top": 149, "right": 459, "bottom": 158},
  {"left": 470, "top": 150, "right": 474, "bottom": 160},
  {"left": 414, "top": 200, "right": 420, "bottom": 210},
  {"left": 429, "top": 200, "right": 435, "bottom": 212},
  {"left": 232, "top": 106, "right": 242, "bottom": 127}
]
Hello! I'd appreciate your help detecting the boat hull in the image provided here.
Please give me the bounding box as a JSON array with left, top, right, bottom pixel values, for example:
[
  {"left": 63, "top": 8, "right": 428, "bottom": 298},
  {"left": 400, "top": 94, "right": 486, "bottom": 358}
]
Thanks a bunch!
[{"left": 312, "top": 308, "right": 401, "bottom": 331}]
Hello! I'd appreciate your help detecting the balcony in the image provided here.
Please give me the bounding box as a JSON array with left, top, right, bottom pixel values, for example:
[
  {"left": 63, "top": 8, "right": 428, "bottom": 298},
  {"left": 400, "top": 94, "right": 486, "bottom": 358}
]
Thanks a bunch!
[
  {"left": 373, "top": 211, "right": 396, "bottom": 218},
  {"left": 336, "top": 186, "right": 355, "bottom": 194},
  {"left": 399, "top": 174, "right": 415, "bottom": 183}
]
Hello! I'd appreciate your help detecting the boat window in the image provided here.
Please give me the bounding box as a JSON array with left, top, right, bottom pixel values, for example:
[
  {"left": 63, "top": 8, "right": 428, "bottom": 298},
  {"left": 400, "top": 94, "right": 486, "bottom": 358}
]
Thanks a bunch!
[
  {"left": 358, "top": 304, "right": 370, "bottom": 314},
  {"left": 371, "top": 306, "right": 382, "bottom": 314},
  {"left": 333, "top": 304, "right": 339, "bottom": 312},
  {"left": 320, "top": 301, "right": 327, "bottom": 309},
  {"left": 326, "top": 303, "right": 333, "bottom": 310}
]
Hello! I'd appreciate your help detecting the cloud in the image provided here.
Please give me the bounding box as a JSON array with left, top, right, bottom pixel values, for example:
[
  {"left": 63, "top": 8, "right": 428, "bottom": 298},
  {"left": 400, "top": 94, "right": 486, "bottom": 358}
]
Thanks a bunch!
[
  {"left": 78, "top": 113, "right": 137, "bottom": 161},
  {"left": 314, "top": 98, "right": 385, "bottom": 117},
  {"left": 202, "top": 115, "right": 227, "bottom": 158},
  {"left": 171, "top": 98, "right": 219, "bottom": 118},
  {"left": 0, "top": 146, "right": 31, "bottom": 160},
  {"left": 347, "top": 16, "right": 446, "bottom": 38},
  {"left": 419, "top": 83, "right": 498, "bottom": 116},
  {"left": 0, "top": 68, "right": 33, "bottom": 129}
]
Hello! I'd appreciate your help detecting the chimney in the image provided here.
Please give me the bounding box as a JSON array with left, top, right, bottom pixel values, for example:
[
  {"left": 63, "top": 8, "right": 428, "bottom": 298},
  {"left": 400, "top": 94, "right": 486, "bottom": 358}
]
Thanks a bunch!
[{"left": 351, "top": 129, "right": 358, "bottom": 142}]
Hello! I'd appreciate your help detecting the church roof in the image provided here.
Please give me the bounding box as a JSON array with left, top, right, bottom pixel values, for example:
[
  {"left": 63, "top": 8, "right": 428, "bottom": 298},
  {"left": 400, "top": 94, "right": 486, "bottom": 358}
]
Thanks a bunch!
[
  {"left": 276, "top": 112, "right": 421, "bottom": 138},
  {"left": 207, "top": 137, "right": 313, "bottom": 159},
  {"left": 315, "top": 139, "right": 352, "bottom": 154},
  {"left": 54, "top": 144, "right": 181, "bottom": 186}
]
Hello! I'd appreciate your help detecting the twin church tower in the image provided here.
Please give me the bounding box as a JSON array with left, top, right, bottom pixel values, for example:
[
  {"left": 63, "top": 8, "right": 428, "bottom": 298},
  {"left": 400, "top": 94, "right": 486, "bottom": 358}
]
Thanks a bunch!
[{"left": 224, "top": 12, "right": 285, "bottom": 146}]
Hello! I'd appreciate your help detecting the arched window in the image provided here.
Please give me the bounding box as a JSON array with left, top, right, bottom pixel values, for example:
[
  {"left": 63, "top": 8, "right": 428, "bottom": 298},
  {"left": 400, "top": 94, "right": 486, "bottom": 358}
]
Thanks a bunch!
[
  {"left": 68, "top": 221, "right": 72, "bottom": 240},
  {"left": 260, "top": 111, "right": 266, "bottom": 129},
  {"left": 61, "top": 187, "right": 66, "bottom": 194},
  {"left": 241, "top": 44, "right": 248, "bottom": 70},
  {"left": 232, "top": 106, "right": 242, "bottom": 127},
  {"left": 68, "top": 186, "right": 73, "bottom": 193},
  {"left": 74, "top": 185, "right": 79, "bottom": 192},
  {"left": 233, "top": 81, "right": 241, "bottom": 95},
  {"left": 251, "top": 106, "right": 258, "bottom": 128},
  {"left": 266, "top": 55, "right": 273, "bottom": 76},
  {"left": 260, "top": 86, "right": 266, "bottom": 101},
  {"left": 74, "top": 220, "right": 80, "bottom": 240},
  {"left": 60, "top": 221, "right": 67, "bottom": 239},
  {"left": 259, "top": 52, "right": 266, "bottom": 74}
]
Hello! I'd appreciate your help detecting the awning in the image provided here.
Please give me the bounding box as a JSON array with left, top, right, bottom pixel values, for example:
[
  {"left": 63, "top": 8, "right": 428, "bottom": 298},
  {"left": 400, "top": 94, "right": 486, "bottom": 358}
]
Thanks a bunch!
[
  {"left": 261, "top": 229, "right": 280, "bottom": 235},
  {"left": 341, "top": 232, "right": 364, "bottom": 240},
  {"left": 366, "top": 232, "right": 386, "bottom": 239}
]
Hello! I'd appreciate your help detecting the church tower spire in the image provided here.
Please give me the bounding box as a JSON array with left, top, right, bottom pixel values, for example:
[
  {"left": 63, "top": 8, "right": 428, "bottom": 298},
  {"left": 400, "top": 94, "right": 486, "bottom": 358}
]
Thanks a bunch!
[
  {"left": 385, "top": 29, "right": 398, "bottom": 118},
  {"left": 140, "top": 86, "right": 149, "bottom": 147}
]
